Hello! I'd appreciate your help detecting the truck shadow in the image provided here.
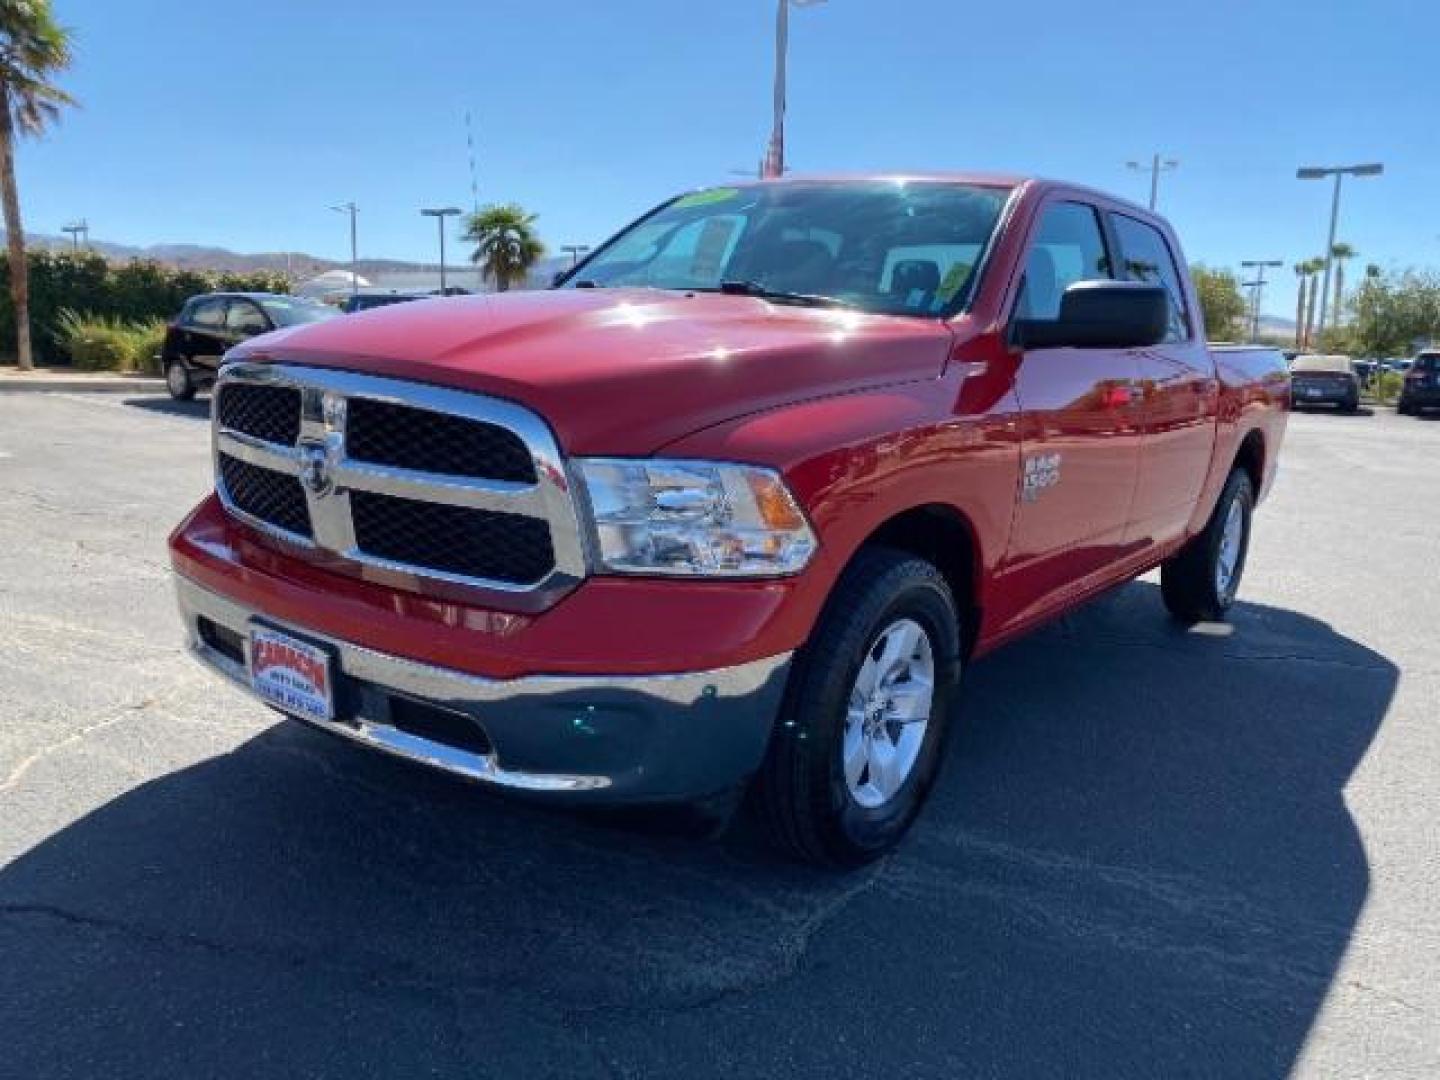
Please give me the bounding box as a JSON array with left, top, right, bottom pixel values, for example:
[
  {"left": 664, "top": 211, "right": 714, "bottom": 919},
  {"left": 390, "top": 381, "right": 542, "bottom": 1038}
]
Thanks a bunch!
[
  {"left": 121, "top": 395, "right": 211, "bottom": 421},
  {"left": 0, "top": 583, "right": 1393, "bottom": 1078}
]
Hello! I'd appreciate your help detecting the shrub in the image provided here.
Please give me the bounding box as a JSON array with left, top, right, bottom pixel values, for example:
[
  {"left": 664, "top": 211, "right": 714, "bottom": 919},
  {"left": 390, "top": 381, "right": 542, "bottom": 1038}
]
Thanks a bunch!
[
  {"left": 1, "top": 251, "right": 292, "bottom": 362},
  {"left": 55, "top": 310, "right": 168, "bottom": 373}
]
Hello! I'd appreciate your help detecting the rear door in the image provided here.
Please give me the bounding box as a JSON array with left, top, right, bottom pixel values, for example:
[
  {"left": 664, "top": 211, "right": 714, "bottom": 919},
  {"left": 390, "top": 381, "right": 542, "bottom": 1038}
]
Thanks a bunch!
[
  {"left": 185, "top": 297, "right": 229, "bottom": 371},
  {"left": 999, "top": 199, "right": 1143, "bottom": 621},
  {"left": 1109, "top": 212, "right": 1217, "bottom": 547}
]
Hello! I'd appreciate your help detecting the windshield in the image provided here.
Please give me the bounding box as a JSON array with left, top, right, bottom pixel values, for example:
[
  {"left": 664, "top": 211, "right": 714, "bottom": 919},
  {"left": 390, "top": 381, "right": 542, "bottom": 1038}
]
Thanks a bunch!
[
  {"left": 259, "top": 297, "right": 339, "bottom": 327},
  {"left": 564, "top": 181, "right": 1010, "bottom": 317}
]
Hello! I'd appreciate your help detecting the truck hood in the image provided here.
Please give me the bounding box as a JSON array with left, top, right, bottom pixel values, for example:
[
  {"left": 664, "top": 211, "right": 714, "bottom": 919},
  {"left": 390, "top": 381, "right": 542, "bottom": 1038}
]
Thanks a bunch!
[{"left": 233, "top": 288, "right": 953, "bottom": 454}]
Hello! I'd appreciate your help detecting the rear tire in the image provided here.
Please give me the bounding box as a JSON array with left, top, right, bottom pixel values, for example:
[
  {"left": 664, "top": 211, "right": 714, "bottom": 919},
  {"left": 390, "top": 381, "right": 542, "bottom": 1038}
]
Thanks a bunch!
[
  {"left": 1161, "top": 469, "right": 1255, "bottom": 623},
  {"left": 165, "top": 360, "right": 196, "bottom": 401},
  {"left": 754, "top": 547, "right": 962, "bottom": 866}
]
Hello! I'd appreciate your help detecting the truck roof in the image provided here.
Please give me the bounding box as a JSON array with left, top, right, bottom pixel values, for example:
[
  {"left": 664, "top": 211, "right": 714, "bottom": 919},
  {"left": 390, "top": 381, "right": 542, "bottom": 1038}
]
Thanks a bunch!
[{"left": 720, "top": 171, "right": 1162, "bottom": 222}]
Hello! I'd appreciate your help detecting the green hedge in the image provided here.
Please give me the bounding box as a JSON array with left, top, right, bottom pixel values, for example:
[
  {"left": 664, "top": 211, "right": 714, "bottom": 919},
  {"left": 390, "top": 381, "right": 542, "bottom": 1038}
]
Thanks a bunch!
[{"left": 0, "top": 250, "right": 291, "bottom": 363}]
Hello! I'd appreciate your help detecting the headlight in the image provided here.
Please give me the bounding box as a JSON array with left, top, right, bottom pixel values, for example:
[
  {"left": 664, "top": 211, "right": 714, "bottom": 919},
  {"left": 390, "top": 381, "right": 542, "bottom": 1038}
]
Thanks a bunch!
[{"left": 574, "top": 458, "right": 817, "bottom": 577}]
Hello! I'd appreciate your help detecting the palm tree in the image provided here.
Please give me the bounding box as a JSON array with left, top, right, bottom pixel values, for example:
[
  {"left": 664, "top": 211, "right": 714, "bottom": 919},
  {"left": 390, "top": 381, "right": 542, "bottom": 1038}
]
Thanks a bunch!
[
  {"left": 1303, "top": 258, "right": 1324, "bottom": 348},
  {"left": 462, "top": 204, "right": 545, "bottom": 292},
  {"left": 1330, "top": 242, "right": 1356, "bottom": 330},
  {"left": 1, "top": 1, "right": 75, "bottom": 370},
  {"left": 1301, "top": 264, "right": 1313, "bottom": 348}
]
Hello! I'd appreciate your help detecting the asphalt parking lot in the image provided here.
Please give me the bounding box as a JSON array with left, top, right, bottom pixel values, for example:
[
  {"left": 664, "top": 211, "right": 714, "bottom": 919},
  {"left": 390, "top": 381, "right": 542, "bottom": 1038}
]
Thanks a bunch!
[{"left": 2, "top": 391, "right": 1437, "bottom": 1079}]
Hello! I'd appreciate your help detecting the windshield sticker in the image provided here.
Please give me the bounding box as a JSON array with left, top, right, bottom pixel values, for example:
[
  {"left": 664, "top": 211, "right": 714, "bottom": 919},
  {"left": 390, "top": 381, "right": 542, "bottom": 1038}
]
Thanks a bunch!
[
  {"left": 672, "top": 187, "right": 740, "bottom": 210},
  {"left": 935, "top": 261, "right": 973, "bottom": 304}
]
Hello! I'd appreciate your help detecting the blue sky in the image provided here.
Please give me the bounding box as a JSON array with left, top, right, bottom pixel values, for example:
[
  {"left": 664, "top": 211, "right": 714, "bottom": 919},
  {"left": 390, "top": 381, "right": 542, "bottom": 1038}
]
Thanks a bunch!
[{"left": 24, "top": 0, "right": 1436, "bottom": 319}]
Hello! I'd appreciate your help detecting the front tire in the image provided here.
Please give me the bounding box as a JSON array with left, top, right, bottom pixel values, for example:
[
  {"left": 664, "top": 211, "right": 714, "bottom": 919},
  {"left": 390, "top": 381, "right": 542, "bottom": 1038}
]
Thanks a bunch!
[
  {"left": 165, "top": 359, "right": 196, "bottom": 401},
  {"left": 1161, "top": 469, "right": 1255, "bottom": 623},
  {"left": 754, "top": 548, "right": 961, "bottom": 866}
]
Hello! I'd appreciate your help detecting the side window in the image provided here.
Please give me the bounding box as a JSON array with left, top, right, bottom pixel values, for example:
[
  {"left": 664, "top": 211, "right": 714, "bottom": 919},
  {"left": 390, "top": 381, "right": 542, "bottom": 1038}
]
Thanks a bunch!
[
  {"left": 225, "top": 300, "right": 269, "bottom": 335},
  {"left": 189, "top": 298, "right": 225, "bottom": 330},
  {"left": 1110, "top": 214, "right": 1190, "bottom": 342},
  {"left": 1015, "top": 202, "right": 1112, "bottom": 321}
]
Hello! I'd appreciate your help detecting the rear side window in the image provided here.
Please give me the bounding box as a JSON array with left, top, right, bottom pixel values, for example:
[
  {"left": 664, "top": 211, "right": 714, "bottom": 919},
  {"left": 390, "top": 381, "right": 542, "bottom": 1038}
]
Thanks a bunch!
[
  {"left": 1417, "top": 354, "right": 1440, "bottom": 372},
  {"left": 1015, "top": 202, "right": 1113, "bottom": 321},
  {"left": 225, "top": 300, "right": 269, "bottom": 334},
  {"left": 188, "top": 298, "right": 225, "bottom": 329},
  {"left": 1110, "top": 214, "right": 1190, "bottom": 342}
]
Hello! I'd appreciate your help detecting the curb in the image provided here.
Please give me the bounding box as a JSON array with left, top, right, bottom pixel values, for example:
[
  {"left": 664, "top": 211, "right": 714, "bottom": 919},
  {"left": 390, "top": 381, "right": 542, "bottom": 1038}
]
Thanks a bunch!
[{"left": 0, "top": 377, "right": 166, "bottom": 394}]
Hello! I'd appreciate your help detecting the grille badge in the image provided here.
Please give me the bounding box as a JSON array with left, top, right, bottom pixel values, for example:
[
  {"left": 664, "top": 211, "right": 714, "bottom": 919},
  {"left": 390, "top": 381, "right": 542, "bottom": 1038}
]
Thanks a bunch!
[{"left": 299, "top": 442, "right": 334, "bottom": 498}]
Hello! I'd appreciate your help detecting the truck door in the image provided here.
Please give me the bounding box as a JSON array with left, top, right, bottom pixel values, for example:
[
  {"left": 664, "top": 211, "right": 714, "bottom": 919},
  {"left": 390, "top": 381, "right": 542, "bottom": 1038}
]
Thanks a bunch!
[
  {"left": 1107, "top": 212, "right": 1217, "bottom": 547},
  {"left": 999, "top": 200, "right": 1144, "bottom": 622}
]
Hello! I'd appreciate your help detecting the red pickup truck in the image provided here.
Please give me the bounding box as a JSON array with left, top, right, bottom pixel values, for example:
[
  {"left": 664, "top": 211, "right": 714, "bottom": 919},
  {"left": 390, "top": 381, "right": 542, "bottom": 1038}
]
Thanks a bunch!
[{"left": 170, "top": 174, "right": 1289, "bottom": 864}]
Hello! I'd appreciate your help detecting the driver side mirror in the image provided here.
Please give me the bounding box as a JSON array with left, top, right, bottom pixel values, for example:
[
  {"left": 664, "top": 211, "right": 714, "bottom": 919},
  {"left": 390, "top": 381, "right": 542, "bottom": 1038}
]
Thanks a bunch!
[{"left": 1013, "top": 280, "right": 1169, "bottom": 350}]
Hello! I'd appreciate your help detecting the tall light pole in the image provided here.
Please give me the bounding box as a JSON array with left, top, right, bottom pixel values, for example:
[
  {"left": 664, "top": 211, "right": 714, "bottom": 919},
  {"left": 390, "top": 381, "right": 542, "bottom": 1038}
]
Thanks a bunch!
[
  {"left": 329, "top": 202, "right": 359, "bottom": 298},
  {"left": 561, "top": 244, "right": 590, "bottom": 268},
  {"left": 1297, "top": 163, "right": 1383, "bottom": 342},
  {"left": 1126, "top": 154, "right": 1178, "bottom": 210},
  {"left": 1240, "top": 259, "right": 1283, "bottom": 342},
  {"left": 762, "top": 0, "right": 827, "bottom": 179},
  {"left": 420, "top": 207, "right": 462, "bottom": 294},
  {"left": 61, "top": 219, "right": 89, "bottom": 250}
]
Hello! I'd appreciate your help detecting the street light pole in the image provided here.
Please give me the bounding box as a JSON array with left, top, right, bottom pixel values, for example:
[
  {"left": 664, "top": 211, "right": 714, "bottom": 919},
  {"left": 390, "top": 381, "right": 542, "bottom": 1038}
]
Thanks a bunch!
[
  {"left": 1297, "top": 162, "right": 1383, "bottom": 341},
  {"left": 763, "top": 0, "right": 826, "bottom": 179},
  {"left": 420, "top": 207, "right": 462, "bottom": 294},
  {"left": 61, "top": 219, "right": 88, "bottom": 250},
  {"left": 329, "top": 202, "right": 360, "bottom": 298},
  {"left": 1240, "top": 259, "right": 1283, "bottom": 342},
  {"left": 1126, "top": 154, "right": 1178, "bottom": 210}
]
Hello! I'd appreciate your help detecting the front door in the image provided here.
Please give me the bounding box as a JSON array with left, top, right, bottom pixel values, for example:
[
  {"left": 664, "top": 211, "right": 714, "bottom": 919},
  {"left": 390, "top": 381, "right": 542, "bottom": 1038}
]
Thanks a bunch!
[{"left": 997, "top": 200, "right": 1144, "bottom": 628}]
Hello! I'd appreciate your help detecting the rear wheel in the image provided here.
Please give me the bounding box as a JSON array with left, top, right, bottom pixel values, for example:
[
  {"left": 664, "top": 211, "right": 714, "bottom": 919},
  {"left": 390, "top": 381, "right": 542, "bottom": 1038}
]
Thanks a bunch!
[
  {"left": 754, "top": 548, "right": 961, "bottom": 866},
  {"left": 1161, "top": 469, "right": 1254, "bottom": 623},
  {"left": 165, "top": 359, "right": 196, "bottom": 401}
]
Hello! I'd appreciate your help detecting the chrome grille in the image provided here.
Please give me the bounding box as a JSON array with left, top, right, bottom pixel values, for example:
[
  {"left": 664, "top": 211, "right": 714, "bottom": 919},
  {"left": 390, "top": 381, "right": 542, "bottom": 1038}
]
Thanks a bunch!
[
  {"left": 217, "top": 383, "right": 302, "bottom": 446},
  {"left": 346, "top": 397, "right": 536, "bottom": 482},
  {"left": 212, "top": 363, "right": 587, "bottom": 610}
]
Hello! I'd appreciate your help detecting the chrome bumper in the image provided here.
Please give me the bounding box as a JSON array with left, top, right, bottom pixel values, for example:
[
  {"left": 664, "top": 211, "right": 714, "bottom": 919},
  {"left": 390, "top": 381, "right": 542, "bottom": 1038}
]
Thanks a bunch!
[{"left": 175, "top": 575, "right": 792, "bottom": 801}]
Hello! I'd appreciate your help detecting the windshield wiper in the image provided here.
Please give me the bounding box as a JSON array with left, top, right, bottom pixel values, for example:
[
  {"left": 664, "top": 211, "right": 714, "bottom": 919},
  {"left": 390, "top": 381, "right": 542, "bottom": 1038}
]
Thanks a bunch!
[{"left": 710, "top": 280, "right": 854, "bottom": 309}]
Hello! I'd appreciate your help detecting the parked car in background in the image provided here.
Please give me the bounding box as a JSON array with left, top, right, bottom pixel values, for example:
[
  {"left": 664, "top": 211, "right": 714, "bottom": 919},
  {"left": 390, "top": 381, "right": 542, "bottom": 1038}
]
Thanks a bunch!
[
  {"left": 161, "top": 293, "right": 336, "bottom": 400},
  {"left": 1382, "top": 357, "right": 1414, "bottom": 375},
  {"left": 1290, "top": 354, "right": 1361, "bottom": 412},
  {"left": 1398, "top": 352, "right": 1440, "bottom": 415},
  {"left": 341, "top": 291, "right": 429, "bottom": 314}
]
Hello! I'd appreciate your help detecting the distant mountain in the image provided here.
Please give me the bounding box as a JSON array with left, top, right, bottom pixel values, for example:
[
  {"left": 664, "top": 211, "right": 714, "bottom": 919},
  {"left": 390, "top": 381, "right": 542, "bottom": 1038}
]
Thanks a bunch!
[
  {"left": 11, "top": 230, "right": 574, "bottom": 290},
  {"left": 12, "top": 229, "right": 434, "bottom": 279}
]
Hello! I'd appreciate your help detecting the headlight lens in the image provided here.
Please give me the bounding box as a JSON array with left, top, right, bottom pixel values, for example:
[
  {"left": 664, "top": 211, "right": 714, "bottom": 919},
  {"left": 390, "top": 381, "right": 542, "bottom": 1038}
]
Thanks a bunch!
[{"left": 574, "top": 458, "right": 817, "bottom": 577}]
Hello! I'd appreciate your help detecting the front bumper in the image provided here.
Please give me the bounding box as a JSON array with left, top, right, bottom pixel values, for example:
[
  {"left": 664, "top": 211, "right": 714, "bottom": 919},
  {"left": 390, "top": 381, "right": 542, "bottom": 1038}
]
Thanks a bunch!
[{"left": 176, "top": 574, "right": 791, "bottom": 802}]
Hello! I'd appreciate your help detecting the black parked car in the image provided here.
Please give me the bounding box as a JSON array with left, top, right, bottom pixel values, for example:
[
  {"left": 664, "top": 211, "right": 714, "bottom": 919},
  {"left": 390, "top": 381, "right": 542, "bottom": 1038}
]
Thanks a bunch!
[
  {"left": 1398, "top": 352, "right": 1440, "bottom": 415},
  {"left": 160, "top": 293, "right": 336, "bottom": 400},
  {"left": 340, "top": 291, "right": 427, "bottom": 314}
]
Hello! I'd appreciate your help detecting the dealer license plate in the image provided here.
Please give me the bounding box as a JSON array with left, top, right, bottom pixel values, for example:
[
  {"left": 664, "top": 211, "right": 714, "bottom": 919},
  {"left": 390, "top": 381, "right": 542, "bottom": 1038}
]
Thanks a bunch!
[{"left": 248, "top": 625, "right": 334, "bottom": 723}]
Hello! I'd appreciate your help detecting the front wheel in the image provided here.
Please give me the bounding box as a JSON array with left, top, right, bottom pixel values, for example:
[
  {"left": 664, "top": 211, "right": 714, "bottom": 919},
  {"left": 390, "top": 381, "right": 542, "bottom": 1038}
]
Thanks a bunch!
[
  {"left": 1161, "top": 469, "right": 1255, "bottom": 623},
  {"left": 754, "top": 548, "right": 961, "bottom": 866},
  {"left": 165, "top": 360, "right": 196, "bottom": 401}
]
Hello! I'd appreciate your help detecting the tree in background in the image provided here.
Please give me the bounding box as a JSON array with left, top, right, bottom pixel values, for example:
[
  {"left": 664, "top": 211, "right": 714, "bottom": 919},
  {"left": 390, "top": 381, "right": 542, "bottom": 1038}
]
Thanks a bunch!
[
  {"left": 463, "top": 204, "right": 545, "bottom": 292},
  {"left": 1350, "top": 268, "right": 1440, "bottom": 357},
  {"left": 1190, "top": 264, "right": 1247, "bottom": 340},
  {"left": 1329, "top": 242, "right": 1356, "bottom": 331},
  {"left": 0, "top": 0, "right": 75, "bottom": 369},
  {"left": 1301, "top": 264, "right": 1313, "bottom": 348},
  {"left": 1303, "top": 258, "right": 1325, "bottom": 348}
]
